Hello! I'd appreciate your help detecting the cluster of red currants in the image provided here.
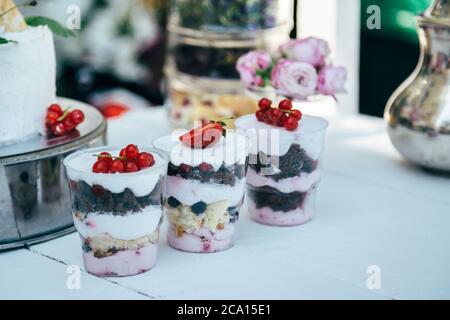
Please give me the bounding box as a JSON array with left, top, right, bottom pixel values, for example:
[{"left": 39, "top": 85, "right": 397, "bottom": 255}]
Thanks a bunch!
[
  {"left": 45, "top": 104, "right": 85, "bottom": 137},
  {"left": 92, "top": 144, "right": 155, "bottom": 174},
  {"left": 255, "top": 98, "right": 302, "bottom": 131}
]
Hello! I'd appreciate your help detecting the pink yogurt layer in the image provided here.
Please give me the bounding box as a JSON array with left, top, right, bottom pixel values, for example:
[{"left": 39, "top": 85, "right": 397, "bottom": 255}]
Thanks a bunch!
[
  {"left": 83, "top": 242, "right": 158, "bottom": 277},
  {"left": 246, "top": 167, "right": 321, "bottom": 193},
  {"left": 167, "top": 225, "right": 235, "bottom": 253},
  {"left": 247, "top": 192, "right": 316, "bottom": 226}
]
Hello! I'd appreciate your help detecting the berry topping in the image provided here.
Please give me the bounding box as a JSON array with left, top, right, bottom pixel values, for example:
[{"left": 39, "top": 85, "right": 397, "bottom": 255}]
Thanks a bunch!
[
  {"left": 98, "top": 152, "right": 113, "bottom": 164},
  {"left": 46, "top": 104, "right": 85, "bottom": 137},
  {"left": 254, "top": 97, "right": 302, "bottom": 131},
  {"left": 191, "top": 201, "right": 207, "bottom": 215},
  {"left": 284, "top": 116, "right": 299, "bottom": 131},
  {"left": 258, "top": 98, "right": 272, "bottom": 111},
  {"left": 91, "top": 145, "right": 155, "bottom": 174},
  {"left": 279, "top": 99, "right": 293, "bottom": 110},
  {"left": 63, "top": 117, "right": 75, "bottom": 132},
  {"left": 125, "top": 162, "right": 139, "bottom": 173},
  {"left": 110, "top": 159, "right": 125, "bottom": 173},
  {"left": 92, "top": 161, "right": 110, "bottom": 174},
  {"left": 70, "top": 109, "right": 85, "bottom": 125},
  {"left": 199, "top": 162, "right": 213, "bottom": 173},
  {"left": 48, "top": 104, "right": 63, "bottom": 116},
  {"left": 290, "top": 110, "right": 303, "bottom": 120},
  {"left": 51, "top": 123, "right": 66, "bottom": 136},
  {"left": 167, "top": 196, "right": 181, "bottom": 208},
  {"left": 137, "top": 152, "right": 155, "bottom": 168},
  {"left": 180, "top": 164, "right": 192, "bottom": 174},
  {"left": 125, "top": 144, "right": 139, "bottom": 160},
  {"left": 179, "top": 118, "right": 231, "bottom": 149}
]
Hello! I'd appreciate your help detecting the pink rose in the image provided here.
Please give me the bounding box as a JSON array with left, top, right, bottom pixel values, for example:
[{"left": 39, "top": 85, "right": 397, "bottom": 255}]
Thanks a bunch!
[
  {"left": 280, "top": 37, "right": 330, "bottom": 68},
  {"left": 317, "top": 66, "right": 347, "bottom": 95},
  {"left": 271, "top": 60, "right": 318, "bottom": 99},
  {"left": 237, "top": 51, "right": 272, "bottom": 87}
]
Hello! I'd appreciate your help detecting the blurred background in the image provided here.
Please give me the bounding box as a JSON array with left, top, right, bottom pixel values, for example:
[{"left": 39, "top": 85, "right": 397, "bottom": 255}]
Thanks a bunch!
[{"left": 23, "top": 0, "right": 432, "bottom": 120}]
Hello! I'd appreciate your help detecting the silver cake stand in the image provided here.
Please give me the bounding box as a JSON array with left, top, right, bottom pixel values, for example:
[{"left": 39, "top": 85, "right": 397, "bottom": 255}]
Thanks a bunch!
[{"left": 0, "top": 98, "right": 107, "bottom": 251}]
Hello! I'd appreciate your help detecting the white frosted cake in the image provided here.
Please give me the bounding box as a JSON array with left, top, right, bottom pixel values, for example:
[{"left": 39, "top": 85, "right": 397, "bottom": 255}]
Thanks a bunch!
[{"left": 0, "top": 0, "right": 56, "bottom": 144}]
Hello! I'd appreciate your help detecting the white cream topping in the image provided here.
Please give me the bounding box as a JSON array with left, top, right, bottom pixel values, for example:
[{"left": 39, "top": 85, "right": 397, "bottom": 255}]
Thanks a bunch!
[
  {"left": 246, "top": 167, "right": 321, "bottom": 193},
  {"left": 166, "top": 175, "right": 246, "bottom": 206},
  {"left": 64, "top": 147, "right": 167, "bottom": 197},
  {"left": 0, "top": 26, "right": 56, "bottom": 144},
  {"left": 153, "top": 132, "right": 248, "bottom": 170},
  {"left": 235, "top": 114, "right": 328, "bottom": 159},
  {"left": 73, "top": 206, "right": 162, "bottom": 241}
]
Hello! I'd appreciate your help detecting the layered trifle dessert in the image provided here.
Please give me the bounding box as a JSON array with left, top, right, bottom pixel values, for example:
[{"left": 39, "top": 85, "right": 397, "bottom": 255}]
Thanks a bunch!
[
  {"left": 235, "top": 98, "right": 328, "bottom": 226},
  {"left": 154, "top": 120, "right": 248, "bottom": 253},
  {"left": 64, "top": 145, "right": 167, "bottom": 276}
]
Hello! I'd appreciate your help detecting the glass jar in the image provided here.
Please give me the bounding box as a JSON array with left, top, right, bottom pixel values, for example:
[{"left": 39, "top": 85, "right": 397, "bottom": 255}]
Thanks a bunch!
[
  {"left": 169, "top": 0, "right": 293, "bottom": 33},
  {"left": 166, "top": 24, "right": 291, "bottom": 79},
  {"left": 235, "top": 114, "right": 328, "bottom": 226},
  {"left": 166, "top": 70, "right": 258, "bottom": 128},
  {"left": 153, "top": 132, "right": 248, "bottom": 253}
]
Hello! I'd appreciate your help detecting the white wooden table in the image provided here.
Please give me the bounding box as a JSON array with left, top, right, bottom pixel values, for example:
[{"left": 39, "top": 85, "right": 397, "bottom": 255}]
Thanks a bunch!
[{"left": 1, "top": 109, "right": 449, "bottom": 300}]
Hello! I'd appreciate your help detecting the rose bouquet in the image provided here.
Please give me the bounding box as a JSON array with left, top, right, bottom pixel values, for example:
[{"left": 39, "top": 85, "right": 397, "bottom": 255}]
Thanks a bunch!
[{"left": 236, "top": 37, "right": 347, "bottom": 100}]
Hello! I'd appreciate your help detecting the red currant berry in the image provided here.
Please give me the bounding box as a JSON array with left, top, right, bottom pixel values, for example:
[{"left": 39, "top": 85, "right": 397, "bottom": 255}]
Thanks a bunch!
[
  {"left": 125, "top": 144, "right": 139, "bottom": 160},
  {"left": 119, "top": 148, "right": 127, "bottom": 158},
  {"left": 277, "top": 114, "right": 287, "bottom": 127},
  {"left": 180, "top": 164, "right": 192, "bottom": 174},
  {"left": 63, "top": 117, "right": 76, "bottom": 133},
  {"left": 290, "top": 110, "right": 302, "bottom": 120},
  {"left": 137, "top": 152, "right": 155, "bottom": 168},
  {"left": 262, "top": 111, "right": 271, "bottom": 124},
  {"left": 92, "top": 161, "right": 110, "bottom": 173},
  {"left": 279, "top": 99, "right": 293, "bottom": 111},
  {"left": 272, "top": 109, "right": 283, "bottom": 122},
  {"left": 48, "top": 104, "right": 63, "bottom": 116},
  {"left": 258, "top": 98, "right": 272, "bottom": 111},
  {"left": 199, "top": 162, "right": 213, "bottom": 172},
  {"left": 255, "top": 110, "right": 265, "bottom": 122},
  {"left": 98, "top": 152, "right": 113, "bottom": 164},
  {"left": 46, "top": 111, "right": 59, "bottom": 127},
  {"left": 51, "top": 123, "right": 66, "bottom": 136},
  {"left": 284, "top": 117, "right": 299, "bottom": 131},
  {"left": 110, "top": 159, "right": 125, "bottom": 173},
  {"left": 70, "top": 109, "right": 85, "bottom": 125},
  {"left": 125, "top": 161, "right": 139, "bottom": 173}
]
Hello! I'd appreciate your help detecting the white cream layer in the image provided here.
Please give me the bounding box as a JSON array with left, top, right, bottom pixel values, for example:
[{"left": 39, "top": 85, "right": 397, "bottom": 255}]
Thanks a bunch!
[
  {"left": 246, "top": 167, "right": 321, "bottom": 193},
  {"left": 74, "top": 206, "right": 162, "bottom": 241},
  {"left": 166, "top": 175, "right": 246, "bottom": 206},
  {"left": 64, "top": 147, "right": 166, "bottom": 197},
  {"left": 0, "top": 26, "right": 56, "bottom": 144},
  {"left": 235, "top": 114, "right": 328, "bottom": 160},
  {"left": 153, "top": 132, "right": 248, "bottom": 170}
]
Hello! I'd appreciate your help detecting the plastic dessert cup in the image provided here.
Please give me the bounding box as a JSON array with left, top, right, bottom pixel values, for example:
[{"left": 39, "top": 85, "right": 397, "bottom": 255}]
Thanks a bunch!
[
  {"left": 153, "top": 132, "right": 248, "bottom": 253},
  {"left": 235, "top": 114, "right": 328, "bottom": 226},
  {"left": 63, "top": 147, "right": 167, "bottom": 276}
]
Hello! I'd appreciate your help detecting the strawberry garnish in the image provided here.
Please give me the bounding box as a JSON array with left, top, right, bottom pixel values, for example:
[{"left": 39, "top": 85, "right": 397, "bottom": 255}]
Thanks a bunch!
[{"left": 179, "top": 118, "right": 231, "bottom": 149}]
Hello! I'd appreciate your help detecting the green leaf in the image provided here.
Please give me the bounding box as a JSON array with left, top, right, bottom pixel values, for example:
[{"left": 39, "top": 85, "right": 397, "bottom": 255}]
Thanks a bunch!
[
  {"left": 0, "top": 37, "right": 17, "bottom": 45},
  {"left": 0, "top": 38, "right": 17, "bottom": 45},
  {"left": 25, "top": 16, "right": 76, "bottom": 38}
]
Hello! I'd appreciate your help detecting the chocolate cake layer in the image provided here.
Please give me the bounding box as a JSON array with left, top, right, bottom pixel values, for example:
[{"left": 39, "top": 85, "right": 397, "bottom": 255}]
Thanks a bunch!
[
  {"left": 70, "top": 178, "right": 164, "bottom": 215},
  {"left": 168, "top": 162, "right": 246, "bottom": 186},
  {"left": 248, "top": 143, "right": 318, "bottom": 181},
  {"left": 247, "top": 185, "right": 308, "bottom": 213}
]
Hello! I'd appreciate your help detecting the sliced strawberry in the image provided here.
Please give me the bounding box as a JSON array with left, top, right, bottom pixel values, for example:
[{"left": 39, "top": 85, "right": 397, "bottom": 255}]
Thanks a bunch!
[{"left": 179, "top": 119, "right": 229, "bottom": 149}]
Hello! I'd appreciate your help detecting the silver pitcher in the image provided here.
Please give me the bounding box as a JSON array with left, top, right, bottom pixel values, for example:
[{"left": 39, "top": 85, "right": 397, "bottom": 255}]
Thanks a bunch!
[{"left": 385, "top": 0, "right": 450, "bottom": 172}]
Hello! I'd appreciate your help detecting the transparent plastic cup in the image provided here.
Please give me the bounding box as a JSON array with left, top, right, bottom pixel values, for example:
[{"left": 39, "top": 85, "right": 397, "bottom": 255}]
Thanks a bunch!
[
  {"left": 153, "top": 132, "right": 248, "bottom": 253},
  {"left": 63, "top": 147, "right": 167, "bottom": 276},
  {"left": 235, "top": 114, "right": 328, "bottom": 226}
]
